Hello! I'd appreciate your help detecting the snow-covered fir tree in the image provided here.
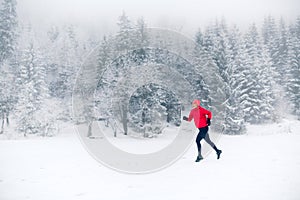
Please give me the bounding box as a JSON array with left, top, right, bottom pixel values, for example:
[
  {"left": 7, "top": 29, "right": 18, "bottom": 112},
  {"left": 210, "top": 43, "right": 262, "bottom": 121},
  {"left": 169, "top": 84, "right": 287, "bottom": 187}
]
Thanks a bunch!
[
  {"left": 211, "top": 19, "right": 230, "bottom": 81},
  {"left": 256, "top": 47, "right": 276, "bottom": 122},
  {"left": 286, "top": 17, "right": 300, "bottom": 119},
  {"left": 94, "top": 35, "right": 116, "bottom": 126},
  {"left": 135, "top": 17, "right": 149, "bottom": 49},
  {"left": 193, "top": 29, "right": 225, "bottom": 132},
  {"left": 0, "top": 0, "right": 18, "bottom": 134},
  {"left": 97, "top": 35, "right": 113, "bottom": 76},
  {"left": 0, "top": 0, "right": 18, "bottom": 63},
  {"left": 15, "top": 28, "right": 49, "bottom": 136},
  {"left": 55, "top": 25, "right": 81, "bottom": 99},
  {"left": 0, "top": 62, "right": 16, "bottom": 134},
  {"left": 276, "top": 18, "right": 290, "bottom": 85},
  {"left": 203, "top": 20, "right": 238, "bottom": 132},
  {"left": 262, "top": 16, "right": 280, "bottom": 82},
  {"left": 113, "top": 12, "right": 135, "bottom": 134},
  {"left": 45, "top": 25, "right": 83, "bottom": 121},
  {"left": 116, "top": 12, "right": 135, "bottom": 52},
  {"left": 205, "top": 20, "right": 231, "bottom": 108},
  {"left": 47, "top": 25, "right": 60, "bottom": 43},
  {"left": 242, "top": 23, "right": 275, "bottom": 123},
  {"left": 129, "top": 83, "right": 180, "bottom": 136},
  {"left": 73, "top": 48, "right": 98, "bottom": 125},
  {"left": 223, "top": 25, "right": 246, "bottom": 134}
]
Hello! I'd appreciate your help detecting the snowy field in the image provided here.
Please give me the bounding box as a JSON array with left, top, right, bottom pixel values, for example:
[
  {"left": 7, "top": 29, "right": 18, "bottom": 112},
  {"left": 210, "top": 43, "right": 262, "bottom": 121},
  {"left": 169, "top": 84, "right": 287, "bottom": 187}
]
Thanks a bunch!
[{"left": 1, "top": 118, "right": 300, "bottom": 200}]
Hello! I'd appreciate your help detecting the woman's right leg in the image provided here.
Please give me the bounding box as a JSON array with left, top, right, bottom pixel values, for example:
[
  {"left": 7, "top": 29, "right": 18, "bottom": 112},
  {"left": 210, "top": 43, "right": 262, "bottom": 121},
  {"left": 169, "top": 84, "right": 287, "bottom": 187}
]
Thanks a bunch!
[
  {"left": 195, "top": 127, "right": 208, "bottom": 160},
  {"left": 196, "top": 132, "right": 203, "bottom": 157}
]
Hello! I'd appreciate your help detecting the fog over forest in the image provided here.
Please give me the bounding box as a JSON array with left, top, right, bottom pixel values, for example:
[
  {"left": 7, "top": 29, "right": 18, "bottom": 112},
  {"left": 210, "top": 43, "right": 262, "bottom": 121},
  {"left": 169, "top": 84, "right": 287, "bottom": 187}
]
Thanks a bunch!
[{"left": 16, "top": 0, "right": 300, "bottom": 37}]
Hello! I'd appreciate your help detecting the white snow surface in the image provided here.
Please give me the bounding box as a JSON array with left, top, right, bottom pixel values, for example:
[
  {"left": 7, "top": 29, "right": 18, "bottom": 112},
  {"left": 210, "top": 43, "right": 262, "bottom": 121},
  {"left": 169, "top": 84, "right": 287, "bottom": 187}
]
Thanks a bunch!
[{"left": 1, "top": 118, "right": 300, "bottom": 200}]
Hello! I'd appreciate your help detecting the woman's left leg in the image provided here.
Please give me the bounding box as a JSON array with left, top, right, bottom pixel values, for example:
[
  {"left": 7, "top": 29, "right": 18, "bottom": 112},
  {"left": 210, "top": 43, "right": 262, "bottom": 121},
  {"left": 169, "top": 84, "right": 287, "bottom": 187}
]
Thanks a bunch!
[{"left": 204, "top": 131, "right": 222, "bottom": 159}]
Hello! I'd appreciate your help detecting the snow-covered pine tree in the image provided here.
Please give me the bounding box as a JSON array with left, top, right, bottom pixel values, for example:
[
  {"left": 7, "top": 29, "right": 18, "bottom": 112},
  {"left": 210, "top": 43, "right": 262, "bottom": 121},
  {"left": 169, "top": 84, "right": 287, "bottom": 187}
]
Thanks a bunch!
[
  {"left": 243, "top": 23, "right": 275, "bottom": 124},
  {"left": 0, "top": 0, "right": 18, "bottom": 63},
  {"left": 45, "top": 25, "right": 60, "bottom": 87},
  {"left": 209, "top": 20, "right": 232, "bottom": 117},
  {"left": 286, "top": 17, "right": 300, "bottom": 119},
  {"left": 46, "top": 25, "right": 82, "bottom": 121},
  {"left": 210, "top": 19, "right": 230, "bottom": 82},
  {"left": 148, "top": 102, "right": 167, "bottom": 135},
  {"left": 116, "top": 11, "right": 135, "bottom": 52},
  {"left": 276, "top": 18, "right": 290, "bottom": 86},
  {"left": 242, "top": 24, "right": 266, "bottom": 123},
  {"left": 113, "top": 12, "right": 137, "bottom": 135},
  {"left": 0, "top": 0, "right": 18, "bottom": 134},
  {"left": 47, "top": 25, "right": 60, "bottom": 43},
  {"left": 57, "top": 25, "right": 81, "bottom": 98},
  {"left": 72, "top": 51, "right": 98, "bottom": 126},
  {"left": 97, "top": 36, "right": 112, "bottom": 74},
  {"left": 16, "top": 28, "right": 49, "bottom": 136},
  {"left": 262, "top": 16, "right": 280, "bottom": 83},
  {"left": 93, "top": 35, "right": 116, "bottom": 128},
  {"left": 203, "top": 20, "right": 234, "bottom": 132},
  {"left": 257, "top": 47, "right": 276, "bottom": 122},
  {"left": 162, "top": 91, "right": 181, "bottom": 126},
  {"left": 195, "top": 29, "right": 204, "bottom": 47},
  {"left": 135, "top": 17, "right": 149, "bottom": 49},
  {"left": 223, "top": 25, "right": 246, "bottom": 134},
  {"left": 202, "top": 26, "right": 215, "bottom": 53},
  {"left": 128, "top": 83, "right": 170, "bottom": 136},
  {"left": 261, "top": 18, "right": 288, "bottom": 121},
  {"left": 194, "top": 28, "right": 226, "bottom": 132},
  {"left": 0, "top": 62, "right": 16, "bottom": 134}
]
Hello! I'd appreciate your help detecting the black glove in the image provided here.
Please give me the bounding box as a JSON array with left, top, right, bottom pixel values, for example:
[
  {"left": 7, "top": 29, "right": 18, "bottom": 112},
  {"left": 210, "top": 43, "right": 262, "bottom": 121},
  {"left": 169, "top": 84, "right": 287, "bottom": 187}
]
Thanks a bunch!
[
  {"left": 206, "top": 118, "right": 211, "bottom": 126},
  {"left": 183, "top": 116, "right": 188, "bottom": 121}
]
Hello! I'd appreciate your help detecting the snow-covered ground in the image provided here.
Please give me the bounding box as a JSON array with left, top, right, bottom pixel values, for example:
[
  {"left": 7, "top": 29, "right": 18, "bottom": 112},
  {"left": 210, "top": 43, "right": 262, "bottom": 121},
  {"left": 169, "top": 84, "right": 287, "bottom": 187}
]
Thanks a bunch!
[{"left": 1, "top": 118, "right": 300, "bottom": 200}]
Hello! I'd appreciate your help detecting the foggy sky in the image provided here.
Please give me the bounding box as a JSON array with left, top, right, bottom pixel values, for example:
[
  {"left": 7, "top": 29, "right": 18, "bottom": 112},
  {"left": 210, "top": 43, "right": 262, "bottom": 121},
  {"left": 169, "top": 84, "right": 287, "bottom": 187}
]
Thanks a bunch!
[{"left": 13, "top": 0, "right": 300, "bottom": 36}]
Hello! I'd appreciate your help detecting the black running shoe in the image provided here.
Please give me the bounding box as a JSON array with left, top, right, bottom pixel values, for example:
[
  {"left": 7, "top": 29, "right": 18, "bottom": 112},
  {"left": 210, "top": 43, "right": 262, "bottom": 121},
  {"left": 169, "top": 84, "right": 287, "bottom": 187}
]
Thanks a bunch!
[
  {"left": 216, "top": 150, "right": 222, "bottom": 159},
  {"left": 195, "top": 156, "right": 203, "bottom": 162}
]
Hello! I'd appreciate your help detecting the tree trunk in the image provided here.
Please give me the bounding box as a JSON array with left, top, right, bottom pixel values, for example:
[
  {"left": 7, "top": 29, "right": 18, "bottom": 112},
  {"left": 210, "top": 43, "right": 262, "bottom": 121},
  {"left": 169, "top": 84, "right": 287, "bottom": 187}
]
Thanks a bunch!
[
  {"left": 87, "top": 121, "right": 93, "bottom": 137},
  {"left": 6, "top": 111, "right": 9, "bottom": 126},
  {"left": 120, "top": 104, "right": 128, "bottom": 135},
  {"left": 0, "top": 118, "right": 3, "bottom": 134}
]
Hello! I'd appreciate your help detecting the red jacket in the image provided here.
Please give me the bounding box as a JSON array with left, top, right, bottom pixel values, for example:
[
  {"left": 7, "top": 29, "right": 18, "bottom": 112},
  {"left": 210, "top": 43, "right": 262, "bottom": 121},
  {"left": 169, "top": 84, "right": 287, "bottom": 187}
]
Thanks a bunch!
[{"left": 188, "top": 106, "right": 212, "bottom": 128}]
